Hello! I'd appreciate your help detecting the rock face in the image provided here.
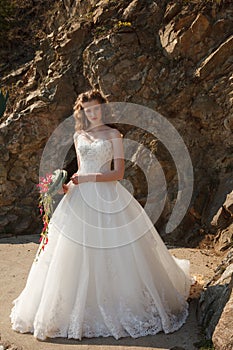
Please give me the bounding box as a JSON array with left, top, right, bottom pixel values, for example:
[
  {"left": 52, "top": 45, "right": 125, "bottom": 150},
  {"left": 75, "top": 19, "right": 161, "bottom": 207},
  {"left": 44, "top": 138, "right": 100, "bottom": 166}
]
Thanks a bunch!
[
  {"left": 198, "top": 249, "right": 233, "bottom": 349},
  {"left": 0, "top": 0, "right": 233, "bottom": 245},
  {"left": 198, "top": 182, "right": 233, "bottom": 348},
  {"left": 212, "top": 273, "right": 233, "bottom": 350},
  {"left": 212, "top": 190, "right": 233, "bottom": 252}
]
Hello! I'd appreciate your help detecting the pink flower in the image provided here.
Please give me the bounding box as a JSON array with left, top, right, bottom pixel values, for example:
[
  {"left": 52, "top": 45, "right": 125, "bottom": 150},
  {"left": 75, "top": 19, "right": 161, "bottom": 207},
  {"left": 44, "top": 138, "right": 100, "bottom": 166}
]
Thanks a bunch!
[
  {"left": 37, "top": 173, "right": 53, "bottom": 194},
  {"left": 35, "top": 172, "right": 54, "bottom": 261},
  {"left": 42, "top": 222, "right": 48, "bottom": 232}
]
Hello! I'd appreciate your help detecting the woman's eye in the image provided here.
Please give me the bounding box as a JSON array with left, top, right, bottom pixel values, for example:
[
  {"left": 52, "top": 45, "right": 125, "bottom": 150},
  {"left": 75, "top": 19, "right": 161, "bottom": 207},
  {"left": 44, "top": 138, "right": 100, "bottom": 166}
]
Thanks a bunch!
[
  {"left": 84, "top": 109, "right": 91, "bottom": 114},
  {"left": 85, "top": 106, "right": 100, "bottom": 114}
]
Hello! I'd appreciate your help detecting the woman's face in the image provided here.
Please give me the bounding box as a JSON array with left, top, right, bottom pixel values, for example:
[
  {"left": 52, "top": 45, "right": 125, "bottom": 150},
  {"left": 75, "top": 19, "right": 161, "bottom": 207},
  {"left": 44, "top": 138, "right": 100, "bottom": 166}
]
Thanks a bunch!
[{"left": 82, "top": 99, "right": 103, "bottom": 127}]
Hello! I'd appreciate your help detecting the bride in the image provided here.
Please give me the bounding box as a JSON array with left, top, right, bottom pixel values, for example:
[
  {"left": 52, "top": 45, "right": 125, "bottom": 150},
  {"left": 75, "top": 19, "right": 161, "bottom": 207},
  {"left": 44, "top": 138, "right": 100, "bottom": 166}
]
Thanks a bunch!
[{"left": 10, "top": 89, "right": 192, "bottom": 341}]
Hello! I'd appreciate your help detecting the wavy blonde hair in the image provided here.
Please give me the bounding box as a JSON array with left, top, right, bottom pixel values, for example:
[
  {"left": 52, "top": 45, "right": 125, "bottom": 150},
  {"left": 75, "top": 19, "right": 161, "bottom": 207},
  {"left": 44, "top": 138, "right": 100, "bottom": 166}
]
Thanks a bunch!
[{"left": 73, "top": 89, "right": 107, "bottom": 132}]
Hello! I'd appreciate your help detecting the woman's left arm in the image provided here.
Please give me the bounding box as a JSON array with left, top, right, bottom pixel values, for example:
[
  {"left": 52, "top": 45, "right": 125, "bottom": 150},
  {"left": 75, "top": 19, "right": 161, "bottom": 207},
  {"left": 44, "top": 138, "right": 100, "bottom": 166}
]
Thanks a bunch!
[{"left": 72, "top": 129, "right": 124, "bottom": 183}]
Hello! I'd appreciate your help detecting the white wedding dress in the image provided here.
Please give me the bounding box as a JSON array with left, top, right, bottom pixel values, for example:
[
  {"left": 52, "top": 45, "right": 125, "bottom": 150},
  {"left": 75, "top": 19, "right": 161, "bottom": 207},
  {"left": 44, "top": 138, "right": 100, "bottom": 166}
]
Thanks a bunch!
[{"left": 10, "top": 132, "right": 191, "bottom": 341}]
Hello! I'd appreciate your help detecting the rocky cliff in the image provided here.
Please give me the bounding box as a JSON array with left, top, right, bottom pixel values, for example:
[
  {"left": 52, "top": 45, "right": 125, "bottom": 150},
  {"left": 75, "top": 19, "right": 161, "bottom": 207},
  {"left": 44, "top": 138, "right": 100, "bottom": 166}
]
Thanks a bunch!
[
  {"left": 0, "top": 1, "right": 233, "bottom": 348},
  {"left": 0, "top": 0, "right": 232, "bottom": 248}
]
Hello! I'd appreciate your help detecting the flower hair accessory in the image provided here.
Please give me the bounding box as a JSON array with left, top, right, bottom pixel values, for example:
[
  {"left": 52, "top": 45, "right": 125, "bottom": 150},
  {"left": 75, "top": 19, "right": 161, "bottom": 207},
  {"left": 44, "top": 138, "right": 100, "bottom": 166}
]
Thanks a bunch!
[{"left": 35, "top": 169, "right": 68, "bottom": 261}]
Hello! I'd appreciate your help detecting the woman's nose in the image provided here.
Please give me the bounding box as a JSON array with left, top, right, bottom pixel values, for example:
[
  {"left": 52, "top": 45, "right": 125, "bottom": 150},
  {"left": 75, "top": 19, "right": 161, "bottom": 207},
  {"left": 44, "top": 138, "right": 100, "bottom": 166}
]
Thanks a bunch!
[{"left": 89, "top": 110, "right": 95, "bottom": 117}]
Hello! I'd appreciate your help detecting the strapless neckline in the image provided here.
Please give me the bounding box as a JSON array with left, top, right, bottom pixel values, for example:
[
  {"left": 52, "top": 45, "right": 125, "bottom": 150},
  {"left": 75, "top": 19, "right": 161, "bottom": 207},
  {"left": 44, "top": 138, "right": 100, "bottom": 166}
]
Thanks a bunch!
[{"left": 78, "top": 133, "right": 112, "bottom": 147}]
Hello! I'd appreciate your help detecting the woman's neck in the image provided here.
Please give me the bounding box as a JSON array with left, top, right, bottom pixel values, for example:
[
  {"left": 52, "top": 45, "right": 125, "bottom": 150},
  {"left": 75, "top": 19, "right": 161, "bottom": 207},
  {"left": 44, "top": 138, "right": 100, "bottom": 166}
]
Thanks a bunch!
[{"left": 86, "top": 123, "right": 106, "bottom": 132}]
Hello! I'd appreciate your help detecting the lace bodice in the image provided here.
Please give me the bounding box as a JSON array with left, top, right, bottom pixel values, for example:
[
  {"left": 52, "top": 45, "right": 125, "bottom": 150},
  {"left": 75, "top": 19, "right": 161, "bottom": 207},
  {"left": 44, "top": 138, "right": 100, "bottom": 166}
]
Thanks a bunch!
[{"left": 73, "top": 132, "right": 113, "bottom": 174}]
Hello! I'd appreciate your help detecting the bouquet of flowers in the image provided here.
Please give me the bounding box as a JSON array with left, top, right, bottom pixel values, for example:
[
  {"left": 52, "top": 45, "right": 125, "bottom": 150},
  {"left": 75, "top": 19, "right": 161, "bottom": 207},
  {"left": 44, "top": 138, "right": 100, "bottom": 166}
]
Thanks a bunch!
[{"left": 35, "top": 169, "right": 68, "bottom": 261}]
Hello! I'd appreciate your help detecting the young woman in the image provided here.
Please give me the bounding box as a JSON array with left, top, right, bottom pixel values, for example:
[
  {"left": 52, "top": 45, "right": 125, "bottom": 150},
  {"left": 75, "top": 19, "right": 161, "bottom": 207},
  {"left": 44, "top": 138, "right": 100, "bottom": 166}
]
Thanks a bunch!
[{"left": 10, "top": 89, "right": 192, "bottom": 341}]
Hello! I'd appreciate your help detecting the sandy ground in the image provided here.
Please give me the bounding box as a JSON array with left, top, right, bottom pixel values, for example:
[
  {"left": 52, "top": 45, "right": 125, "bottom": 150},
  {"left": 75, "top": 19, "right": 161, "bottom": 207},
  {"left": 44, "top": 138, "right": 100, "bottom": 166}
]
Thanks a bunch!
[{"left": 0, "top": 234, "right": 223, "bottom": 350}]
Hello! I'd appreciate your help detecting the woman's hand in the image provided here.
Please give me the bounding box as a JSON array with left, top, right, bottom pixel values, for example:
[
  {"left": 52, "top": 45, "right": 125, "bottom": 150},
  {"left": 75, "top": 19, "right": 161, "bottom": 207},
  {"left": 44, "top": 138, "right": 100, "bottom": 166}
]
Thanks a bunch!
[
  {"left": 60, "top": 181, "right": 72, "bottom": 194},
  {"left": 71, "top": 173, "right": 95, "bottom": 184},
  {"left": 71, "top": 173, "right": 79, "bottom": 185},
  {"left": 62, "top": 183, "right": 69, "bottom": 194}
]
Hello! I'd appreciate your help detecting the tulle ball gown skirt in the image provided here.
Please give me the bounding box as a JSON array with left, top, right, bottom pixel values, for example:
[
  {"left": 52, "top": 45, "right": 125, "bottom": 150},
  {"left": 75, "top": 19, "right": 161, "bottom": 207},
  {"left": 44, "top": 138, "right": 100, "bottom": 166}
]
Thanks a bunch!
[{"left": 10, "top": 180, "right": 191, "bottom": 340}]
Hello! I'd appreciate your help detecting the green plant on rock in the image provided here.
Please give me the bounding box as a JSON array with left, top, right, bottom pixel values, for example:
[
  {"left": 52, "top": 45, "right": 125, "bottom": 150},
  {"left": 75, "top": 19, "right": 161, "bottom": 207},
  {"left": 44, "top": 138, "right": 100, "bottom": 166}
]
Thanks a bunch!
[
  {"left": 114, "top": 20, "right": 132, "bottom": 30},
  {"left": 0, "top": 88, "right": 9, "bottom": 118},
  {"left": 94, "top": 20, "right": 133, "bottom": 39},
  {"left": 94, "top": 24, "right": 111, "bottom": 37}
]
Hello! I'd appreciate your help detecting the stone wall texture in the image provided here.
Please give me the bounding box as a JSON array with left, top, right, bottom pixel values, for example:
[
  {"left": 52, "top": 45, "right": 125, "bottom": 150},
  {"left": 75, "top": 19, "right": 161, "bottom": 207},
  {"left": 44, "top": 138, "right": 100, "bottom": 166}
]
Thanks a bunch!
[
  {"left": 0, "top": 1, "right": 233, "bottom": 346},
  {"left": 0, "top": 0, "right": 232, "bottom": 250}
]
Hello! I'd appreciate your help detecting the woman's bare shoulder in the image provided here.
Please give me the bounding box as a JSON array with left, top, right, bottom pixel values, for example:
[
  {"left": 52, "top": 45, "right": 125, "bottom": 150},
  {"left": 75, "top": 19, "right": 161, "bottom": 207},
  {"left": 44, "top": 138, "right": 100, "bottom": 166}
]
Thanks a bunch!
[
  {"left": 73, "top": 130, "right": 84, "bottom": 141},
  {"left": 109, "top": 128, "right": 123, "bottom": 139}
]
